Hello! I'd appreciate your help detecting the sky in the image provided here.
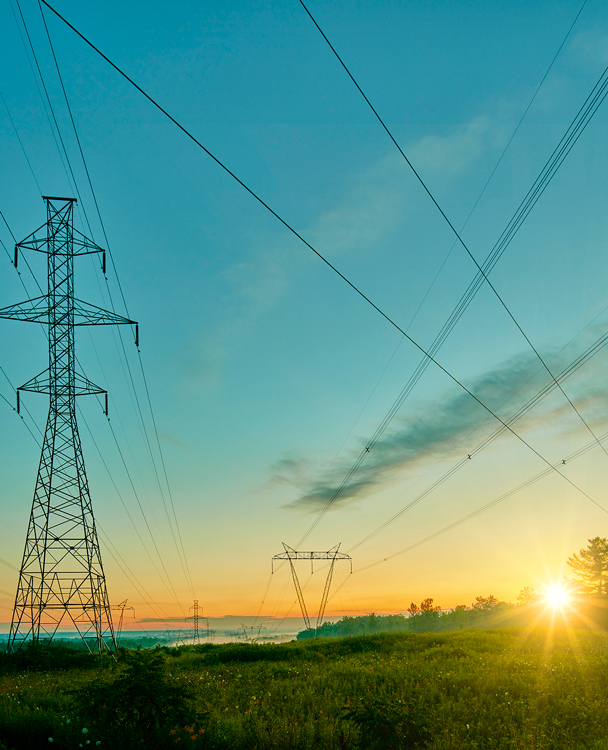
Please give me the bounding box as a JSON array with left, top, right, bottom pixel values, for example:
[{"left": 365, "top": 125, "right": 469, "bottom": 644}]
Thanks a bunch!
[{"left": 2, "top": 0, "right": 608, "bottom": 633}]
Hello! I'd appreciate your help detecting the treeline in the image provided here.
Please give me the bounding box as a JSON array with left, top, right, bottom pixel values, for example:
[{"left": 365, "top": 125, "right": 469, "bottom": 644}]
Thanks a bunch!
[
  {"left": 298, "top": 599, "right": 523, "bottom": 640},
  {"left": 298, "top": 595, "right": 608, "bottom": 640},
  {"left": 0, "top": 636, "right": 168, "bottom": 655},
  {"left": 298, "top": 536, "right": 608, "bottom": 640}
]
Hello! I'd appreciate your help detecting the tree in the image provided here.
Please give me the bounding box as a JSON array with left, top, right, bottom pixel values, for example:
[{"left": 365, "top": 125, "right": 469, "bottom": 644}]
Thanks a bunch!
[
  {"left": 471, "top": 595, "right": 498, "bottom": 611},
  {"left": 567, "top": 537, "right": 608, "bottom": 596},
  {"left": 407, "top": 598, "right": 441, "bottom": 615},
  {"left": 516, "top": 587, "right": 539, "bottom": 606}
]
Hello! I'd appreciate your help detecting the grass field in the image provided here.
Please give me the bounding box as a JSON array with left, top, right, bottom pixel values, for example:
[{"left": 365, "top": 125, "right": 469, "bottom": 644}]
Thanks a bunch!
[{"left": 1, "top": 627, "right": 608, "bottom": 749}]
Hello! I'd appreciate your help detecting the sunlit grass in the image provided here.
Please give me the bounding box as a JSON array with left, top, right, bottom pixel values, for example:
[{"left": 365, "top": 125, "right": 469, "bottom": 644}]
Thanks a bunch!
[{"left": 3, "top": 629, "right": 608, "bottom": 749}]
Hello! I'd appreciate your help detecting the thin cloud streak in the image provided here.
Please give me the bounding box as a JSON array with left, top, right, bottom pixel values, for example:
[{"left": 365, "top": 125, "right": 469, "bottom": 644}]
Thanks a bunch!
[{"left": 276, "top": 334, "right": 608, "bottom": 512}]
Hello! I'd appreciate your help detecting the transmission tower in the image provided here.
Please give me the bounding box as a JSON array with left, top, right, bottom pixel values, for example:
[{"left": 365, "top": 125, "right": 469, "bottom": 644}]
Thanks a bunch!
[
  {"left": 189, "top": 599, "right": 205, "bottom": 645},
  {"left": 0, "top": 197, "right": 136, "bottom": 654},
  {"left": 272, "top": 543, "right": 352, "bottom": 634},
  {"left": 110, "top": 599, "right": 135, "bottom": 641}
]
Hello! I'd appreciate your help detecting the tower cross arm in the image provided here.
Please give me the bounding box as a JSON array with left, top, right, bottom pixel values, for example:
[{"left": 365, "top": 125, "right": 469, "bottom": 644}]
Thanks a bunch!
[
  {"left": 0, "top": 297, "right": 136, "bottom": 327},
  {"left": 72, "top": 299, "right": 136, "bottom": 326},
  {"left": 0, "top": 296, "right": 49, "bottom": 323},
  {"left": 272, "top": 543, "right": 351, "bottom": 562},
  {"left": 15, "top": 224, "right": 106, "bottom": 257}
]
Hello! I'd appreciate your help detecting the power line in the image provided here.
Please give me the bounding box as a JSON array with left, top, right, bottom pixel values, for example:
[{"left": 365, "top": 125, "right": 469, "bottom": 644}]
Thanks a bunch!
[
  {"left": 38, "top": 6, "right": 195, "bottom": 598},
  {"left": 296, "top": 0, "right": 607, "bottom": 535},
  {"left": 295, "top": 60, "right": 608, "bottom": 542},
  {"left": 11, "top": 0, "right": 85, "bottom": 215},
  {"left": 356, "top": 425, "right": 608, "bottom": 574},
  {"left": 39, "top": 0, "right": 608, "bottom": 532},
  {"left": 14, "top": 4, "right": 195, "bottom": 600},
  {"left": 0, "top": 89, "right": 42, "bottom": 194},
  {"left": 348, "top": 324, "right": 608, "bottom": 553}
]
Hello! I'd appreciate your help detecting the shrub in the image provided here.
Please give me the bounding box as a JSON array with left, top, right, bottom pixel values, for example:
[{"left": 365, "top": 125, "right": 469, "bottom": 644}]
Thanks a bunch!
[
  {"left": 343, "top": 697, "right": 430, "bottom": 749},
  {"left": 77, "top": 648, "right": 194, "bottom": 747}
]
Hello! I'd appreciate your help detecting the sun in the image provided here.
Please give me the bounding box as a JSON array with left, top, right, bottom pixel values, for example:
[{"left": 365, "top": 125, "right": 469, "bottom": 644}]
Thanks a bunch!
[{"left": 544, "top": 583, "right": 571, "bottom": 608}]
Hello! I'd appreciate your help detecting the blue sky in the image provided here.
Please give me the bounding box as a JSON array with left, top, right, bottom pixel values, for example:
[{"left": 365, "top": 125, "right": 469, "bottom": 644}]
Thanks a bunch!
[{"left": 2, "top": 0, "right": 608, "bottom": 628}]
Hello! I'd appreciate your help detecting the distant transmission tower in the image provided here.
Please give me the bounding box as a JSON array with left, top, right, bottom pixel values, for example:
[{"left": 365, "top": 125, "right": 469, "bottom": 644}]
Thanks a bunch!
[
  {"left": 272, "top": 543, "right": 352, "bottom": 634},
  {"left": 189, "top": 599, "right": 203, "bottom": 645},
  {"left": 0, "top": 197, "right": 136, "bottom": 654},
  {"left": 110, "top": 599, "right": 135, "bottom": 641}
]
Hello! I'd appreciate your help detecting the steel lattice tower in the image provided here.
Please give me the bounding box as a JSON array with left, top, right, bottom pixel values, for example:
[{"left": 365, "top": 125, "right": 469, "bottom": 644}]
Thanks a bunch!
[
  {"left": 272, "top": 543, "right": 352, "bottom": 634},
  {"left": 190, "top": 600, "right": 201, "bottom": 645},
  {"left": 0, "top": 197, "right": 136, "bottom": 654}
]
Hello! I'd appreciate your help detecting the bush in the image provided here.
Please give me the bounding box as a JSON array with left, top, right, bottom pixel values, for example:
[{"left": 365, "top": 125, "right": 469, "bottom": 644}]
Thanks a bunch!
[
  {"left": 0, "top": 641, "right": 102, "bottom": 675},
  {"left": 77, "top": 648, "right": 195, "bottom": 747},
  {"left": 343, "top": 697, "right": 430, "bottom": 749}
]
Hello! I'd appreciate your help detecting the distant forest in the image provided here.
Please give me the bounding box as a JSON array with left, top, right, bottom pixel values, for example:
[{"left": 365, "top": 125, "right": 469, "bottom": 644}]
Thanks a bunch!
[{"left": 298, "top": 595, "right": 608, "bottom": 640}]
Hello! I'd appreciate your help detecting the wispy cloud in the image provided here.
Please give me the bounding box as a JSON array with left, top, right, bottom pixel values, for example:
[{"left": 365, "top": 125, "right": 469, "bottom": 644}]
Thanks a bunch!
[
  {"left": 310, "top": 118, "right": 490, "bottom": 256},
  {"left": 182, "top": 118, "right": 492, "bottom": 387},
  {"left": 570, "top": 27, "right": 608, "bottom": 67},
  {"left": 275, "top": 334, "right": 608, "bottom": 512}
]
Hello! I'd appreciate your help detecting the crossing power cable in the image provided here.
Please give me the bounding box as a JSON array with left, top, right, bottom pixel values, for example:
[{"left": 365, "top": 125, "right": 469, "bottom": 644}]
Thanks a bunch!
[
  {"left": 39, "top": 0, "right": 608, "bottom": 522},
  {"left": 348, "top": 322, "right": 608, "bottom": 553},
  {"left": 296, "top": 0, "right": 607, "bottom": 541},
  {"left": 297, "top": 64, "right": 608, "bottom": 542},
  {"left": 38, "top": 4, "right": 196, "bottom": 599},
  {"left": 0, "top": 89, "right": 42, "bottom": 194},
  {"left": 11, "top": 0, "right": 96, "bottom": 235},
  {"left": 78, "top": 406, "right": 187, "bottom": 616},
  {"left": 355, "top": 425, "right": 608, "bottom": 574},
  {"left": 321, "top": 421, "right": 608, "bottom": 609},
  {"left": 14, "top": 1, "right": 195, "bottom": 602},
  {"left": 334, "top": 299, "right": 608, "bottom": 551}
]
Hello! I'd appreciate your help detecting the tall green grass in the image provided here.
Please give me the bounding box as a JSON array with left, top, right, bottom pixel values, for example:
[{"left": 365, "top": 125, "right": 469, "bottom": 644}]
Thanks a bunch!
[{"left": 2, "top": 628, "right": 608, "bottom": 749}]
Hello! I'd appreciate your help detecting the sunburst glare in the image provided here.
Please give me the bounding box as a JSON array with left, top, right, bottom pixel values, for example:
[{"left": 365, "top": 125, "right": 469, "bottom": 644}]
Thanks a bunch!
[{"left": 544, "top": 583, "right": 571, "bottom": 608}]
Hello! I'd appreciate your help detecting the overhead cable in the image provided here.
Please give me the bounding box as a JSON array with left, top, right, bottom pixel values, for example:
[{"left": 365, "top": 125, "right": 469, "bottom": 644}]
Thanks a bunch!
[
  {"left": 296, "top": 0, "right": 605, "bottom": 541},
  {"left": 39, "top": 0, "right": 608, "bottom": 521},
  {"left": 39, "top": 5, "right": 195, "bottom": 598},
  {"left": 349, "top": 324, "right": 608, "bottom": 553}
]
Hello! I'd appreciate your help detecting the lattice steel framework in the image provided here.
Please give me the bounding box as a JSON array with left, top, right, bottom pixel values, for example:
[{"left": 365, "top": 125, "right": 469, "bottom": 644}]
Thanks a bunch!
[
  {"left": 0, "top": 197, "right": 136, "bottom": 654},
  {"left": 111, "top": 599, "right": 135, "bottom": 641},
  {"left": 272, "top": 543, "right": 352, "bottom": 633},
  {"left": 189, "top": 599, "right": 203, "bottom": 645}
]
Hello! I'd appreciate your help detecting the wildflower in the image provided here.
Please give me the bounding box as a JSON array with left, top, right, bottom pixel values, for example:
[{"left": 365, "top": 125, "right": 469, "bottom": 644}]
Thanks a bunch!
[
  {"left": 48, "top": 740, "right": 54, "bottom": 744},
  {"left": 66, "top": 719, "right": 71, "bottom": 724},
  {"left": 82, "top": 728, "right": 89, "bottom": 734}
]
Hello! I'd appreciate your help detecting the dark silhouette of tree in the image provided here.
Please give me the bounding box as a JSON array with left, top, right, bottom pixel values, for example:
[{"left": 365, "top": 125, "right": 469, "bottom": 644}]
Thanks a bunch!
[
  {"left": 567, "top": 537, "right": 608, "bottom": 596},
  {"left": 407, "top": 598, "right": 441, "bottom": 615},
  {"left": 471, "top": 595, "right": 498, "bottom": 611}
]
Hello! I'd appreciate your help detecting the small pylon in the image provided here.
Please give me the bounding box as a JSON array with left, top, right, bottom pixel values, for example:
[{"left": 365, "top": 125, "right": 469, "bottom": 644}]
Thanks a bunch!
[
  {"left": 271, "top": 543, "right": 352, "bottom": 634},
  {"left": 110, "top": 599, "right": 135, "bottom": 641},
  {"left": 189, "top": 600, "right": 202, "bottom": 645}
]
